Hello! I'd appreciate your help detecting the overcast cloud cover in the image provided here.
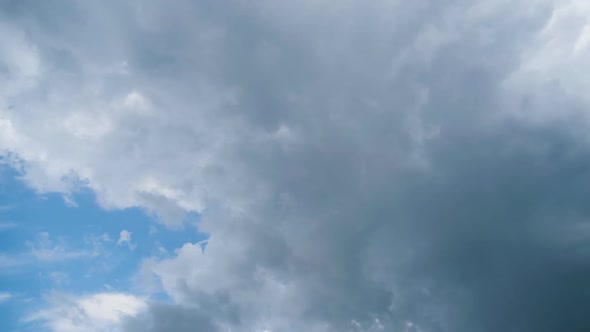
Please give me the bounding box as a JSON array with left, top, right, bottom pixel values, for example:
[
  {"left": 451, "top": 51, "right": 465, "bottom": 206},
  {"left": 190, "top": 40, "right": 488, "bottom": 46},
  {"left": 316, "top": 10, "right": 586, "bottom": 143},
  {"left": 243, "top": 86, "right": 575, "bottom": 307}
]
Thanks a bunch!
[{"left": 2, "top": 0, "right": 590, "bottom": 331}]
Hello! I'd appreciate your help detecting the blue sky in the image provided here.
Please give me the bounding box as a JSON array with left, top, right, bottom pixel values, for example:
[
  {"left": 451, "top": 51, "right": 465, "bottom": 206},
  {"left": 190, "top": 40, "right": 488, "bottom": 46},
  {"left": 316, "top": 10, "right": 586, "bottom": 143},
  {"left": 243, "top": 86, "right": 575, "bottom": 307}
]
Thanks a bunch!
[{"left": 0, "top": 164, "right": 205, "bottom": 331}]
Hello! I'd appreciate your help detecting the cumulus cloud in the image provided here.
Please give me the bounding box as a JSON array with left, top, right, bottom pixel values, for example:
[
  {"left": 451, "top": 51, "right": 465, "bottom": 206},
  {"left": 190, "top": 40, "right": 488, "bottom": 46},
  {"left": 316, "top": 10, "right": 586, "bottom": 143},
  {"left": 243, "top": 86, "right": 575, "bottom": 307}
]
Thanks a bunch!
[
  {"left": 25, "top": 292, "right": 146, "bottom": 332},
  {"left": 2, "top": 0, "right": 590, "bottom": 331}
]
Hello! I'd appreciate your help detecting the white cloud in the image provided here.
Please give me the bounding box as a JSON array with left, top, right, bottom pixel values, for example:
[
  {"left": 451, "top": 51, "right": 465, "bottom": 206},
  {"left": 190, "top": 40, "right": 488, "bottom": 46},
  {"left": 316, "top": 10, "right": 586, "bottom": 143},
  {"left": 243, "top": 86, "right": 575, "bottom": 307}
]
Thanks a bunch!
[
  {"left": 26, "top": 292, "right": 147, "bottom": 332},
  {"left": 62, "top": 194, "right": 79, "bottom": 207},
  {"left": 0, "top": 21, "right": 40, "bottom": 96},
  {"left": 117, "top": 230, "right": 131, "bottom": 245},
  {"left": 117, "top": 230, "right": 136, "bottom": 251}
]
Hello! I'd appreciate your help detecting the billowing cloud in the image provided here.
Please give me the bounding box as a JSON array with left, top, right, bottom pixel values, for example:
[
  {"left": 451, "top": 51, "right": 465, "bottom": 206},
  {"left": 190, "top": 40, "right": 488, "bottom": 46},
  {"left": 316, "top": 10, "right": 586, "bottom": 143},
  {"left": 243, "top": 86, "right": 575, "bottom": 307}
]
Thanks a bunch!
[{"left": 2, "top": 0, "right": 590, "bottom": 331}]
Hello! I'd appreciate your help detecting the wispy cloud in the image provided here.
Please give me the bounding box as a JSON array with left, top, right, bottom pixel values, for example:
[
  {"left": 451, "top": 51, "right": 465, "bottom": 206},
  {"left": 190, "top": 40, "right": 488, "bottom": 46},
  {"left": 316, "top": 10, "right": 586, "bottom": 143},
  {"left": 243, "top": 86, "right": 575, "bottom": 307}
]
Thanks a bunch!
[
  {"left": 117, "top": 230, "right": 136, "bottom": 251},
  {"left": 0, "top": 222, "right": 18, "bottom": 231},
  {"left": 26, "top": 233, "right": 89, "bottom": 262},
  {"left": 0, "top": 253, "right": 28, "bottom": 270},
  {"left": 1, "top": 232, "right": 105, "bottom": 272},
  {"left": 0, "top": 292, "right": 13, "bottom": 303},
  {"left": 46, "top": 271, "right": 70, "bottom": 287},
  {"left": 0, "top": 205, "right": 14, "bottom": 212},
  {"left": 62, "top": 195, "right": 78, "bottom": 208},
  {"left": 85, "top": 233, "right": 112, "bottom": 257}
]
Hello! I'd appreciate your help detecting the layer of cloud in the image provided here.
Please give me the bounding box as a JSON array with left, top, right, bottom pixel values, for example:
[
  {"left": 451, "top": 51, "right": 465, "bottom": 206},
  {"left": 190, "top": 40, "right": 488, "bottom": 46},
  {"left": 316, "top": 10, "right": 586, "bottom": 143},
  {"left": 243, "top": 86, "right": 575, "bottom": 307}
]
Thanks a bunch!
[{"left": 2, "top": 0, "right": 590, "bottom": 331}]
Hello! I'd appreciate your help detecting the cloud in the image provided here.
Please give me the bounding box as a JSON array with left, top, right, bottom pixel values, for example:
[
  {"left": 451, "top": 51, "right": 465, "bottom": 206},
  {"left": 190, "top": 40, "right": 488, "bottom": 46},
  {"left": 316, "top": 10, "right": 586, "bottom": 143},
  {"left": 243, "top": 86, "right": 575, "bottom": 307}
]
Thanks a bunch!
[
  {"left": 1, "top": 232, "right": 98, "bottom": 273},
  {"left": 2, "top": 0, "right": 590, "bottom": 332},
  {"left": 62, "top": 194, "right": 79, "bottom": 207},
  {"left": 117, "top": 230, "right": 137, "bottom": 251},
  {"left": 0, "top": 222, "right": 17, "bottom": 231},
  {"left": 0, "top": 292, "right": 13, "bottom": 303},
  {"left": 85, "top": 233, "right": 113, "bottom": 258},
  {"left": 25, "top": 292, "right": 147, "bottom": 332},
  {"left": 46, "top": 271, "right": 70, "bottom": 287},
  {"left": 0, "top": 253, "right": 26, "bottom": 270},
  {"left": 123, "top": 303, "right": 220, "bottom": 332},
  {"left": 26, "top": 232, "right": 89, "bottom": 262}
]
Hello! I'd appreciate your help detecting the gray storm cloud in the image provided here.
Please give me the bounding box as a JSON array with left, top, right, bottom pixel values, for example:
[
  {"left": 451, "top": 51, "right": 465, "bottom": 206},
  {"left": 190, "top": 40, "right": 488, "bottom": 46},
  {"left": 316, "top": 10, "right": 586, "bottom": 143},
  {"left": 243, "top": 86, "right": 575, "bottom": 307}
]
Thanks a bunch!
[{"left": 2, "top": 0, "right": 590, "bottom": 331}]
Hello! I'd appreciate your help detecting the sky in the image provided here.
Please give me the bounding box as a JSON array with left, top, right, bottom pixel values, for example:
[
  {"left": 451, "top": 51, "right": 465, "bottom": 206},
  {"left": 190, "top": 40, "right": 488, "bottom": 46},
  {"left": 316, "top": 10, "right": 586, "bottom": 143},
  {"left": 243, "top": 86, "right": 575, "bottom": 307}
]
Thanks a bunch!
[{"left": 1, "top": 0, "right": 590, "bottom": 331}]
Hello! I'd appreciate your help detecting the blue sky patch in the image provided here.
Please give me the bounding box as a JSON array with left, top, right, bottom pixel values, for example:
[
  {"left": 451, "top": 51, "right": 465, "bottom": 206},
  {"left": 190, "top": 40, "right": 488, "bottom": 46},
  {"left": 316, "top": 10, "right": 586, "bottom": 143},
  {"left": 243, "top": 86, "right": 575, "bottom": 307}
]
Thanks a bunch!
[{"left": 0, "top": 165, "right": 206, "bottom": 331}]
